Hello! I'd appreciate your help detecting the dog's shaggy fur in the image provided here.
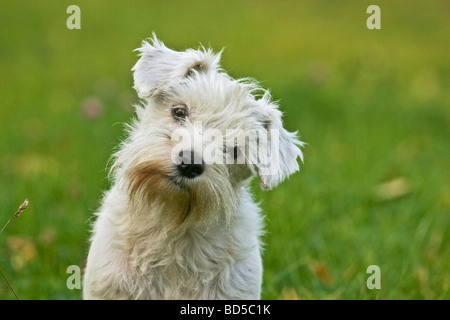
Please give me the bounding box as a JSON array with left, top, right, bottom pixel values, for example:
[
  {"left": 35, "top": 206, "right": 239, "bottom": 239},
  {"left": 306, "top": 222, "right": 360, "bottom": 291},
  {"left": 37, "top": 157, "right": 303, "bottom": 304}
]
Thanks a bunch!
[{"left": 83, "top": 36, "right": 304, "bottom": 299}]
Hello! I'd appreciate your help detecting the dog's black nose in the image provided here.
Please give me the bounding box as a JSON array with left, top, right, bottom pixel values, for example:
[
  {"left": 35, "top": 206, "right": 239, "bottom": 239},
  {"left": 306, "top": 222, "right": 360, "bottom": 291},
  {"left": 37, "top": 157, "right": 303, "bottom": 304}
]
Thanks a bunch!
[{"left": 177, "top": 151, "right": 205, "bottom": 178}]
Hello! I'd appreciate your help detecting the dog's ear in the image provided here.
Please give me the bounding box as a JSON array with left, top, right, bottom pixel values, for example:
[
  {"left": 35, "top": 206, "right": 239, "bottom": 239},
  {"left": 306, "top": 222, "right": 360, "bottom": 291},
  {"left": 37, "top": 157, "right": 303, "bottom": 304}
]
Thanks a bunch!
[
  {"left": 253, "top": 94, "right": 304, "bottom": 190},
  {"left": 132, "top": 34, "right": 222, "bottom": 99}
]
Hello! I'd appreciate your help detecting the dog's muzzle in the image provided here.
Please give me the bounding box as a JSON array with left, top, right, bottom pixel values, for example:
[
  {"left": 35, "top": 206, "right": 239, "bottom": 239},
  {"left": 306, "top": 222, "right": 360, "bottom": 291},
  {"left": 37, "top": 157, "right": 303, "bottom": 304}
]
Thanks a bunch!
[{"left": 177, "top": 150, "right": 205, "bottom": 179}]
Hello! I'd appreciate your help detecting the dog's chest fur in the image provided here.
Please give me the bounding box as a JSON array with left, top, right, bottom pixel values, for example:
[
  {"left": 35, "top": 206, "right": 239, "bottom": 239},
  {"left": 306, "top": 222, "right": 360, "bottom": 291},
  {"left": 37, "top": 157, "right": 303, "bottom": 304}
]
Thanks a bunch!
[{"left": 84, "top": 186, "right": 263, "bottom": 299}]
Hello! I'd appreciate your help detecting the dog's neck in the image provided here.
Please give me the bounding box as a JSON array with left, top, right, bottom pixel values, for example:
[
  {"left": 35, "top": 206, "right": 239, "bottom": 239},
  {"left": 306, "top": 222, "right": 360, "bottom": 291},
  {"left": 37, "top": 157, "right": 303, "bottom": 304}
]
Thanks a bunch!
[
  {"left": 88, "top": 180, "right": 262, "bottom": 299},
  {"left": 103, "top": 181, "right": 245, "bottom": 266}
]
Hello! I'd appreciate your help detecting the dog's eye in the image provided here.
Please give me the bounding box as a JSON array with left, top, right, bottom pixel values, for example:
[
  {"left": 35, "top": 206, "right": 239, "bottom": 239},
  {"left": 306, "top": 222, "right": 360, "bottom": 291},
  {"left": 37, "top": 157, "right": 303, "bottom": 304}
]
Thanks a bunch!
[{"left": 171, "top": 106, "right": 189, "bottom": 121}]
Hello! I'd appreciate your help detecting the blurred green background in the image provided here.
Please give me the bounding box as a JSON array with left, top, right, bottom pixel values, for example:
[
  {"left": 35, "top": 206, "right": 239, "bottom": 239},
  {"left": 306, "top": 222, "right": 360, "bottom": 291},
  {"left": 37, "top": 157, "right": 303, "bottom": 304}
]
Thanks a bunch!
[{"left": 0, "top": 0, "right": 448, "bottom": 300}]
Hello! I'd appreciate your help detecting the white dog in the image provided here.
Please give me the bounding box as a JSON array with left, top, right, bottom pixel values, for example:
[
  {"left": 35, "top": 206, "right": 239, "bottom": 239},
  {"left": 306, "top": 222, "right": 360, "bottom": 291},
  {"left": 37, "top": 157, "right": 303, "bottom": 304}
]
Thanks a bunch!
[{"left": 83, "top": 36, "right": 304, "bottom": 300}]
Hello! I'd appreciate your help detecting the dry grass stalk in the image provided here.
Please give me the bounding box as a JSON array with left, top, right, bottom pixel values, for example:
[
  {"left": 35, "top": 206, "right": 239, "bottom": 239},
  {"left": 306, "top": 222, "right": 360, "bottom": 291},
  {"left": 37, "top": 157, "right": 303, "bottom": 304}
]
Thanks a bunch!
[
  {"left": 0, "top": 269, "right": 19, "bottom": 300},
  {"left": 0, "top": 199, "right": 28, "bottom": 300},
  {"left": 1, "top": 199, "right": 29, "bottom": 233}
]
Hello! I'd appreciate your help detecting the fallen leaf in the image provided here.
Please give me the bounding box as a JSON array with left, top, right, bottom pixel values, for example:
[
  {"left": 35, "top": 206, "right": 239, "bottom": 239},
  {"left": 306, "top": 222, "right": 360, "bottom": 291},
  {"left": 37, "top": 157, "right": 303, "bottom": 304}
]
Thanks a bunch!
[
  {"left": 280, "top": 287, "right": 299, "bottom": 300},
  {"left": 6, "top": 236, "right": 37, "bottom": 270},
  {"left": 81, "top": 97, "right": 104, "bottom": 120},
  {"left": 309, "top": 261, "right": 333, "bottom": 286},
  {"left": 375, "top": 177, "right": 411, "bottom": 201}
]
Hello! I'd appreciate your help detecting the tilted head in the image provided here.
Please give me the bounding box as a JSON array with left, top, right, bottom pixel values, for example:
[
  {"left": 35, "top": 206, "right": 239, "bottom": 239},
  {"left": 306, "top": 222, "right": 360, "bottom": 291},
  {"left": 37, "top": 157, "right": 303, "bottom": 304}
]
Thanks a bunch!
[{"left": 113, "top": 35, "right": 304, "bottom": 228}]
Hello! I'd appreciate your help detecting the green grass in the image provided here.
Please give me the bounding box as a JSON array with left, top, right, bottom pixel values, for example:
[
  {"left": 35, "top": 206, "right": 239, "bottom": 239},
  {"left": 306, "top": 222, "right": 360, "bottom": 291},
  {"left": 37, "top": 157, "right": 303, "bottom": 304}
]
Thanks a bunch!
[{"left": 0, "top": 0, "right": 448, "bottom": 299}]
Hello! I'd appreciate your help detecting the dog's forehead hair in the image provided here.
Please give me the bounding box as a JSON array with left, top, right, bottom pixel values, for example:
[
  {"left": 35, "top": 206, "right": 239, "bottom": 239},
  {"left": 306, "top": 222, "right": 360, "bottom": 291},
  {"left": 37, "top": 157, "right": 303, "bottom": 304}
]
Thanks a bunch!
[{"left": 159, "top": 73, "right": 260, "bottom": 122}]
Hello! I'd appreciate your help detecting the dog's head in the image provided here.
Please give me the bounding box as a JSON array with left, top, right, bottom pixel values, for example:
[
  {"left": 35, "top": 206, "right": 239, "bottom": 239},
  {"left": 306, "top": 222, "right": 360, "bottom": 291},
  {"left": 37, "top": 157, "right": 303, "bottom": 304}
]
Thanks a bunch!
[{"left": 113, "top": 35, "right": 304, "bottom": 227}]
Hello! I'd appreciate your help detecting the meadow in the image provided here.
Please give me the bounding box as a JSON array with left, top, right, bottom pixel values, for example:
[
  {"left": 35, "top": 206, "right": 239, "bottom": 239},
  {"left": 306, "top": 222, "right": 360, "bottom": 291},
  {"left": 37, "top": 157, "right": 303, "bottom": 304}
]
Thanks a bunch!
[{"left": 0, "top": 1, "right": 448, "bottom": 299}]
